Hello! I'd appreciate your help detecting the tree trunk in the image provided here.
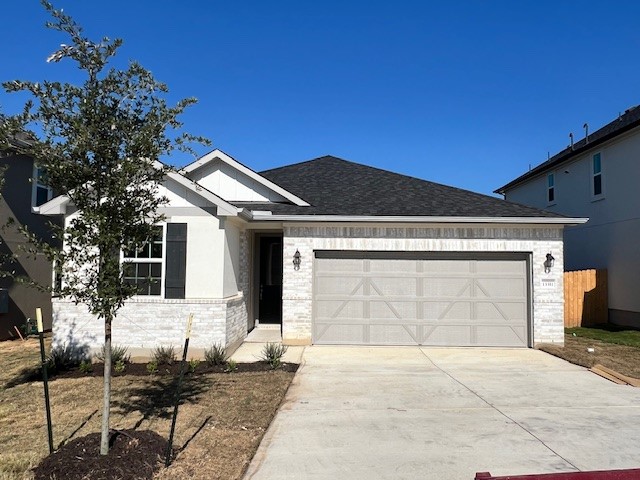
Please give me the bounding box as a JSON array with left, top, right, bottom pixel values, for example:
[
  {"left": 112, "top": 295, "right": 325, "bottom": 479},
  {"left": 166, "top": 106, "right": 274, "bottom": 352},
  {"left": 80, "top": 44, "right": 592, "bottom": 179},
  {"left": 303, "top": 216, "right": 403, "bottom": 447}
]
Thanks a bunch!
[{"left": 100, "top": 312, "right": 112, "bottom": 455}]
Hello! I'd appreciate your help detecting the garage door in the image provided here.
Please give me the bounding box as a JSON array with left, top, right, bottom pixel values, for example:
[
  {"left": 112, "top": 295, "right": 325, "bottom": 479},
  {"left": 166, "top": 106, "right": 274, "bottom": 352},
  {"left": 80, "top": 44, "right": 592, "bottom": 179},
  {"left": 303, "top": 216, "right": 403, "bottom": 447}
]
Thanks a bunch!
[{"left": 313, "top": 252, "right": 530, "bottom": 347}]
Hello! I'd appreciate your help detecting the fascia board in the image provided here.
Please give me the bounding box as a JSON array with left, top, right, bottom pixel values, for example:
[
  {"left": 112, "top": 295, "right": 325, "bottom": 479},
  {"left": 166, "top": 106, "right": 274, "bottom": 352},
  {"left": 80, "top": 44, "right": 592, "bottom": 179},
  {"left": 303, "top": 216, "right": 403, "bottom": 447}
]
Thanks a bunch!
[{"left": 248, "top": 214, "right": 589, "bottom": 225}]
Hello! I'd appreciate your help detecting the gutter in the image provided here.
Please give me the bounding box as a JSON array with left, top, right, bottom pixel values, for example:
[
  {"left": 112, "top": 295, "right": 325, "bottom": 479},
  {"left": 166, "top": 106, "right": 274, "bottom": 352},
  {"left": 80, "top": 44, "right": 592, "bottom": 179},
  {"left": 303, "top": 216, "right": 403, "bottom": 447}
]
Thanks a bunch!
[{"left": 247, "top": 213, "right": 588, "bottom": 225}]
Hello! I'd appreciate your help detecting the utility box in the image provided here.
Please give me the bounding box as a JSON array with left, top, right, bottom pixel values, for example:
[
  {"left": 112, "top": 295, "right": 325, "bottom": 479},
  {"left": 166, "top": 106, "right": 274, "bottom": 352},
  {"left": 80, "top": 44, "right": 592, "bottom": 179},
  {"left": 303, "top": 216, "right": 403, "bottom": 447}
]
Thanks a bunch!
[{"left": 0, "top": 289, "right": 8, "bottom": 314}]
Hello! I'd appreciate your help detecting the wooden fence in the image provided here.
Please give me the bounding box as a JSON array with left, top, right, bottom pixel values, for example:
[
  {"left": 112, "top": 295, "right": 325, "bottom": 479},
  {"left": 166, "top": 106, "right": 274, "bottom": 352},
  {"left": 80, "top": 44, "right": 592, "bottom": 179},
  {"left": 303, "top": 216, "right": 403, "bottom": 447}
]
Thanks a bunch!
[{"left": 564, "top": 269, "right": 608, "bottom": 327}]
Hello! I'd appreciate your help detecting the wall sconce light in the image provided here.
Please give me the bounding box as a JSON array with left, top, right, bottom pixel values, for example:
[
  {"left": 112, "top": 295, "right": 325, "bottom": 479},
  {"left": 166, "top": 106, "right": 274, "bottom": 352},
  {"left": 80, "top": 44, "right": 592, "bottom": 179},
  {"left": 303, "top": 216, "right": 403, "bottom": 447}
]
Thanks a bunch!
[
  {"left": 293, "top": 249, "right": 301, "bottom": 271},
  {"left": 544, "top": 252, "right": 555, "bottom": 274}
]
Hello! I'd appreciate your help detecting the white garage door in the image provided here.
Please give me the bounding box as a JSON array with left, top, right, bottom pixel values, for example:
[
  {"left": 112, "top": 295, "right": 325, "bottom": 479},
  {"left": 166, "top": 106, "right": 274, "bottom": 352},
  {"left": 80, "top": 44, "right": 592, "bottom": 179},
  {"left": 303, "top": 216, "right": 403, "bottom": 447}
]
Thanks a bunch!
[{"left": 313, "top": 252, "right": 530, "bottom": 347}]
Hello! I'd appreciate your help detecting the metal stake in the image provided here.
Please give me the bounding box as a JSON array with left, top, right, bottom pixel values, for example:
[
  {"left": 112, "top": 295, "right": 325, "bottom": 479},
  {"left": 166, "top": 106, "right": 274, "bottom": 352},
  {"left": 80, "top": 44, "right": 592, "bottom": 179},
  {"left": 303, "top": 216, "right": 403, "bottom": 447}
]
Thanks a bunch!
[
  {"left": 165, "top": 313, "right": 193, "bottom": 467},
  {"left": 36, "top": 308, "right": 54, "bottom": 454}
]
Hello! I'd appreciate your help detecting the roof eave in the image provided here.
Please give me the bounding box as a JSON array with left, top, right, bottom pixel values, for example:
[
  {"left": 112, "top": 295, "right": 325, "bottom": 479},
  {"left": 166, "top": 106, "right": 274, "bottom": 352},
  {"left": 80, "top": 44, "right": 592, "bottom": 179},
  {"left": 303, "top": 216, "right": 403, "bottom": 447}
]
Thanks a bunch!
[
  {"left": 248, "top": 214, "right": 588, "bottom": 225},
  {"left": 495, "top": 119, "right": 640, "bottom": 194}
]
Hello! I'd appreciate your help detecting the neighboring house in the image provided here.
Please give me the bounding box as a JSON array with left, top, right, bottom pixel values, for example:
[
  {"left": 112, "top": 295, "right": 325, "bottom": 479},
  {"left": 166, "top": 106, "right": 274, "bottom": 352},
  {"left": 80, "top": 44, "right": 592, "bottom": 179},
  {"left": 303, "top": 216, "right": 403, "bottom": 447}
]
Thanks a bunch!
[
  {"left": 496, "top": 105, "right": 640, "bottom": 327},
  {"left": 43, "top": 150, "right": 585, "bottom": 356},
  {"left": 0, "top": 140, "right": 60, "bottom": 340}
]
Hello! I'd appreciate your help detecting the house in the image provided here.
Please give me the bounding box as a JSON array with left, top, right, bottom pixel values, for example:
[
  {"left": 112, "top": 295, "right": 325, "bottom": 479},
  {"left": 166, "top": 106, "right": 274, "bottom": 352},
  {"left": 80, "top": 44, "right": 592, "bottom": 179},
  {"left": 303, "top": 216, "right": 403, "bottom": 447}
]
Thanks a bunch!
[
  {"left": 0, "top": 138, "right": 60, "bottom": 340},
  {"left": 496, "top": 106, "right": 640, "bottom": 327},
  {"left": 43, "top": 150, "right": 586, "bottom": 356}
]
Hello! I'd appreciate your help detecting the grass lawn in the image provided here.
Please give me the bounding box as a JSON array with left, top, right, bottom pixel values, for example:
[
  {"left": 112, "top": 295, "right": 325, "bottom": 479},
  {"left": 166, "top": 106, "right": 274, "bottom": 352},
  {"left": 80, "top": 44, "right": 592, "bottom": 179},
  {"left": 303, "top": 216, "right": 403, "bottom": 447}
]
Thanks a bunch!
[
  {"left": 565, "top": 324, "right": 640, "bottom": 348},
  {"left": 540, "top": 326, "right": 640, "bottom": 379},
  {"left": 0, "top": 337, "right": 296, "bottom": 480}
]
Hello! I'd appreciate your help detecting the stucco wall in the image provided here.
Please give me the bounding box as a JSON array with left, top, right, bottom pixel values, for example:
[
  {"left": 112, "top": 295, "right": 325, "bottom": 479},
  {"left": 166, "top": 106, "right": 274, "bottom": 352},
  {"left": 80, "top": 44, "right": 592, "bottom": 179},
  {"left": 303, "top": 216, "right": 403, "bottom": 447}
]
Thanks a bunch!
[
  {"left": 281, "top": 224, "right": 564, "bottom": 346},
  {"left": 505, "top": 128, "right": 640, "bottom": 322}
]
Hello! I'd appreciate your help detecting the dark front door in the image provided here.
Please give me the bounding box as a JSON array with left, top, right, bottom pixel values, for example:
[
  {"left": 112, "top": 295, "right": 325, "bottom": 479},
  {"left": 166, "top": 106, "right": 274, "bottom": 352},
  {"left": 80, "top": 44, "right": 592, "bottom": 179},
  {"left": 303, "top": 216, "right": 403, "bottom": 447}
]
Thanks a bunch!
[{"left": 258, "top": 236, "right": 283, "bottom": 324}]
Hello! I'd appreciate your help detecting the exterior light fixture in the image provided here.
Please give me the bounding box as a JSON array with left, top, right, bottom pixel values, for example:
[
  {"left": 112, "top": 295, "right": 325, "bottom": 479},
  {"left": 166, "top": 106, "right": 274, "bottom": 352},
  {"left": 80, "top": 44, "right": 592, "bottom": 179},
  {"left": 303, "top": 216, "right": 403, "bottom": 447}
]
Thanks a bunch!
[
  {"left": 293, "top": 249, "right": 301, "bottom": 271},
  {"left": 544, "top": 253, "right": 555, "bottom": 274}
]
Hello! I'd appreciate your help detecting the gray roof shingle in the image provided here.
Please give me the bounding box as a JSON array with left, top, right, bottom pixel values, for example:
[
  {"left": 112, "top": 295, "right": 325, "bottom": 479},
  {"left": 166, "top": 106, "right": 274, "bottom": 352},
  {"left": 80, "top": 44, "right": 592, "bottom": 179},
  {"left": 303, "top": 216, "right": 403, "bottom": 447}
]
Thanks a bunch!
[{"left": 233, "top": 155, "right": 564, "bottom": 218}]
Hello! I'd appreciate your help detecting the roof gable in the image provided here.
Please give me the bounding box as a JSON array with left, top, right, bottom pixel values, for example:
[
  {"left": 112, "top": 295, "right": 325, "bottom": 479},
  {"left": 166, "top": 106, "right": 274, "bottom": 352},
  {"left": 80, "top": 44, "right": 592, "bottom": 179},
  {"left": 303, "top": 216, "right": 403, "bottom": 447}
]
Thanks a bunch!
[{"left": 181, "top": 149, "right": 309, "bottom": 206}]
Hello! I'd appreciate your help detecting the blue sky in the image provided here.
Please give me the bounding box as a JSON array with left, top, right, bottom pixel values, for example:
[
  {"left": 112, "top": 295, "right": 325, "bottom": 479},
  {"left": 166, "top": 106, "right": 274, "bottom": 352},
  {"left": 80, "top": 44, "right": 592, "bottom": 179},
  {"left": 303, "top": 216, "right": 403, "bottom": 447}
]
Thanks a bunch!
[{"left": 2, "top": 1, "right": 639, "bottom": 196}]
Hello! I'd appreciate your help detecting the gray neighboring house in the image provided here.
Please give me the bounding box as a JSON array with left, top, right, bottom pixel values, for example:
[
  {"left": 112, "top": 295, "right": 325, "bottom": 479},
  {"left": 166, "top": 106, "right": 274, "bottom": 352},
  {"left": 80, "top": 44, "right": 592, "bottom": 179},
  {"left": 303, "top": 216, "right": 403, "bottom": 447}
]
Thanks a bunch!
[
  {"left": 44, "top": 150, "right": 586, "bottom": 355},
  {"left": 496, "top": 105, "right": 640, "bottom": 327},
  {"left": 0, "top": 140, "right": 60, "bottom": 340}
]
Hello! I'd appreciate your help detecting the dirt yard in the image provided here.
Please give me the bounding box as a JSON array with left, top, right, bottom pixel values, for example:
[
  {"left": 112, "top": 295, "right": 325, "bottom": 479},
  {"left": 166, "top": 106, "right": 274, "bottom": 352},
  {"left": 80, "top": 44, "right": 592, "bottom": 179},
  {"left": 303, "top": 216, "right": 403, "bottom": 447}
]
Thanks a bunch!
[
  {"left": 540, "top": 333, "right": 640, "bottom": 379},
  {"left": 0, "top": 338, "right": 296, "bottom": 480}
]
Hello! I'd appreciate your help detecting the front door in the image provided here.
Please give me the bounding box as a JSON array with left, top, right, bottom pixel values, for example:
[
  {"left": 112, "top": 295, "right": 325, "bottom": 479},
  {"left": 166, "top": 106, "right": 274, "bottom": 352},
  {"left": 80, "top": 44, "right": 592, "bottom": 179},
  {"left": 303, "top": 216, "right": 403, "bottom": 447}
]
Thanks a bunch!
[{"left": 258, "top": 236, "right": 283, "bottom": 324}]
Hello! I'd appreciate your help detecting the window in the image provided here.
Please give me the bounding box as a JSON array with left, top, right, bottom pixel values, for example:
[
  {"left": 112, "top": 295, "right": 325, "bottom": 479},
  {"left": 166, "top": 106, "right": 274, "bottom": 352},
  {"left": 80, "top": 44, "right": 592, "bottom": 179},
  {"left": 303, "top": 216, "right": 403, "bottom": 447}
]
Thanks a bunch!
[
  {"left": 592, "top": 153, "right": 603, "bottom": 198},
  {"left": 122, "top": 227, "right": 164, "bottom": 296},
  {"left": 547, "top": 173, "right": 555, "bottom": 204},
  {"left": 33, "top": 166, "right": 53, "bottom": 207}
]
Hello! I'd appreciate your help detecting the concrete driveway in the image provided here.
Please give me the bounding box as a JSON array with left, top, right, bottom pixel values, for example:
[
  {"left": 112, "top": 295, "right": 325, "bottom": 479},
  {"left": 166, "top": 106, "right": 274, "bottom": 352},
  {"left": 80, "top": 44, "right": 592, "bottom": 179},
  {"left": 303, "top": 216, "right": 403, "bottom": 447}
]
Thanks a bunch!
[{"left": 244, "top": 346, "right": 640, "bottom": 480}]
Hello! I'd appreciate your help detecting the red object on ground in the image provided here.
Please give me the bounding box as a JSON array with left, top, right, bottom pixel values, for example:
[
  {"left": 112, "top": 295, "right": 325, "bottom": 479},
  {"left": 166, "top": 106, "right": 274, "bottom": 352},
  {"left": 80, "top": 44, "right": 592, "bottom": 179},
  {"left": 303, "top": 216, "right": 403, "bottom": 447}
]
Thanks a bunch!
[{"left": 475, "top": 469, "right": 640, "bottom": 480}]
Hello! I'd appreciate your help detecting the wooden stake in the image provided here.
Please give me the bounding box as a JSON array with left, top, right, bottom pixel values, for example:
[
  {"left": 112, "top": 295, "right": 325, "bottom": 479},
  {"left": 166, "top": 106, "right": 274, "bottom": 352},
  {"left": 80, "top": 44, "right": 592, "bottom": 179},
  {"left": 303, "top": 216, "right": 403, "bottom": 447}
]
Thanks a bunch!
[{"left": 13, "top": 325, "right": 25, "bottom": 341}]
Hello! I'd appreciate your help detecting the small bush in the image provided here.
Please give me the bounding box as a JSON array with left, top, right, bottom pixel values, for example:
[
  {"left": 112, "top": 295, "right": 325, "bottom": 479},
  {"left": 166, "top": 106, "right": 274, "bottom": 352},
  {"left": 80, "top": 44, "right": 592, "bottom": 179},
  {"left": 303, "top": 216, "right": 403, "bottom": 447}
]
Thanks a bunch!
[
  {"left": 47, "top": 344, "right": 85, "bottom": 372},
  {"left": 79, "top": 360, "right": 93, "bottom": 374},
  {"left": 204, "top": 343, "right": 226, "bottom": 366},
  {"left": 188, "top": 359, "right": 200, "bottom": 373},
  {"left": 260, "top": 343, "right": 288, "bottom": 370},
  {"left": 114, "top": 360, "right": 126, "bottom": 373},
  {"left": 146, "top": 361, "right": 158, "bottom": 375},
  {"left": 152, "top": 345, "right": 176, "bottom": 365},
  {"left": 224, "top": 359, "right": 238, "bottom": 373},
  {"left": 96, "top": 344, "right": 131, "bottom": 364}
]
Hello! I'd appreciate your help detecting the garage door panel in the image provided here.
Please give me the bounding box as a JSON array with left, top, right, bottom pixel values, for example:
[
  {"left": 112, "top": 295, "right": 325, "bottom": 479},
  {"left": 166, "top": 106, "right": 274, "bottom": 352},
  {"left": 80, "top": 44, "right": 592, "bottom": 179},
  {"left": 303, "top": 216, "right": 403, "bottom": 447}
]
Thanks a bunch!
[
  {"left": 422, "top": 278, "right": 471, "bottom": 297},
  {"left": 369, "top": 324, "right": 418, "bottom": 345},
  {"left": 476, "top": 325, "right": 527, "bottom": 346},
  {"left": 313, "top": 255, "right": 530, "bottom": 347},
  {"left": 476, "top": 278, "right": 526, "bottom": 298},
  {"left": 316, "top": 300, "right": 363, "bottom": 319}
]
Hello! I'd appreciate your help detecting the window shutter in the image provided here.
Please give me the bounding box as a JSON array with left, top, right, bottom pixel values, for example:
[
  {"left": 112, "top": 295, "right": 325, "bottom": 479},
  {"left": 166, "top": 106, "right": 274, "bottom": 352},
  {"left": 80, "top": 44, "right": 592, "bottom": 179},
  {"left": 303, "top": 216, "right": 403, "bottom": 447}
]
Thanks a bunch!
[{"left": 165, "top": 223, "right": 187, "bottom": 299}]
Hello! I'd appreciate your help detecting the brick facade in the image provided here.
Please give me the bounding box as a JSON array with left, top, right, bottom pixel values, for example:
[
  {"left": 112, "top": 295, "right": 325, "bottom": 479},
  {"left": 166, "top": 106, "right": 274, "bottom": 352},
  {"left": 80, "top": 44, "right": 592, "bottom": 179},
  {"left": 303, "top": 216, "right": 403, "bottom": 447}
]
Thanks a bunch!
[{"left": 281, "top": 224, "right": 565, "bottom": 346}]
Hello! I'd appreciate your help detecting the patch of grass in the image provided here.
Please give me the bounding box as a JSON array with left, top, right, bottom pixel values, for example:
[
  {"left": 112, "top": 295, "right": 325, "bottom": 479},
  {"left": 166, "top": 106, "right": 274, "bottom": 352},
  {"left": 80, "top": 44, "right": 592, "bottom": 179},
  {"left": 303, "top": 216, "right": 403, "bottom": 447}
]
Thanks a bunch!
[
  {"left": 540, "top": 334, "right": 640, "bottom": 379},
  {"left": 152, "top": 345, "right": 177, "bottom": 365},
  {"left": 204, "top": 343, "right": 226, "bottom": 366},
  {"left": 566, "top": 325, "right": 640, "bottom": 348},
  {"left": 96, "top": 344, "right": 131, "bottom": 364},
  {"left": 0, "top": 338, "right": 296, "bottom": 480},
  {"left": 260, "top": 343, "right": 288, "bottom": 370}
]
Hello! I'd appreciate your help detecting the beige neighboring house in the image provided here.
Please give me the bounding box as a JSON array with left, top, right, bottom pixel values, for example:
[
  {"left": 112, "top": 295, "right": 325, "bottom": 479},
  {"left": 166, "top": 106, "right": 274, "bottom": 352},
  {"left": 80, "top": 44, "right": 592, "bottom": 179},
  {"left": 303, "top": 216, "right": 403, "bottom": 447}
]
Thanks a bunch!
[
  {"left": 496, "top": 105, "right": 640, "bottom": 327},
  {"left": 41, "top": 150, "right": 586, "bottom": 356}
]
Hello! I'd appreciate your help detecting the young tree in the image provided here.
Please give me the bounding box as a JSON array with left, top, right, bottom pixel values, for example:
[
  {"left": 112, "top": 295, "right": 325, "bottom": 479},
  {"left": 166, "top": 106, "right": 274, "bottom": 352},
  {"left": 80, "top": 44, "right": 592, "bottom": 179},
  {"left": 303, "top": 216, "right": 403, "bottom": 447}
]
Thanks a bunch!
[{"left": 0, "top": 1, "right": 208, "bottom": 455}]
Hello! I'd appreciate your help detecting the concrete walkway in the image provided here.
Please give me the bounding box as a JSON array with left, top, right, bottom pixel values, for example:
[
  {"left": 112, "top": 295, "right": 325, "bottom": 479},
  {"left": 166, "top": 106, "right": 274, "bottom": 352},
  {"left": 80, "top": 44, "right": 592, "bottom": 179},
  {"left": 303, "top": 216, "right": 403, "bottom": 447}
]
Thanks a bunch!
[{"left": 244, "top": 346, "right": 640, "bottom": 480}]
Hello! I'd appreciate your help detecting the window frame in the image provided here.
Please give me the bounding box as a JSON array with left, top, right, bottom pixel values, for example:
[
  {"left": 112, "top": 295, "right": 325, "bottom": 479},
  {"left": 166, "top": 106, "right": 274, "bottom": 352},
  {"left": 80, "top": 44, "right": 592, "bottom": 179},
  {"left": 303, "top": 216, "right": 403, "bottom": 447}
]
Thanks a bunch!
[
  {"left": 591, "top": 152, "right": 605, "bottom": 200},
  {"left": 31, "top": 164, "right": 54, "bottom": 208},
  {"left": 546, "top": 172, "right": 556, "bottom": 206},
  {"left": 121, "top": 223, "right": 167, "bottom": 298}
]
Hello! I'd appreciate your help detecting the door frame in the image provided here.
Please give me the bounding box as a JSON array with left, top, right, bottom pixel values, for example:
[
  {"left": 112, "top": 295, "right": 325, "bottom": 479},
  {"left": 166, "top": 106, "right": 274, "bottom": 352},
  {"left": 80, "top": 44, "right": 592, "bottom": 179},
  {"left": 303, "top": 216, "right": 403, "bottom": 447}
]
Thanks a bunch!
[{"left": 250, "top": 231, "right": 284, "bottom": 331}]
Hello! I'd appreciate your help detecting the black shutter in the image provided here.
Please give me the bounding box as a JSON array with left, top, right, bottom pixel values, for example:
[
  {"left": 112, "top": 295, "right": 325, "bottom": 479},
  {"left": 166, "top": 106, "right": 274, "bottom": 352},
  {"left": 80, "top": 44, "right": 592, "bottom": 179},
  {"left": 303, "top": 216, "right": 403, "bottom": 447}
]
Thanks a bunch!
[{"left": 165, "top": 223, "right": 187, "bottom": 299}]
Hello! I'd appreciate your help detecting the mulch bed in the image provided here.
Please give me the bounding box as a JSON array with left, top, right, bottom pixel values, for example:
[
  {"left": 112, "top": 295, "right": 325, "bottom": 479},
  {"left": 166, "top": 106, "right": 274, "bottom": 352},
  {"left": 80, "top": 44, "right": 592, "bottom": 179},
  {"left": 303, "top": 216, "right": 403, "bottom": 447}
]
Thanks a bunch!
[
  {"left": 32, "top": 429, "right": 168, "bottom": 480},
  {"left": 53, "top": 361, "right": 299, "bottom": 379}
]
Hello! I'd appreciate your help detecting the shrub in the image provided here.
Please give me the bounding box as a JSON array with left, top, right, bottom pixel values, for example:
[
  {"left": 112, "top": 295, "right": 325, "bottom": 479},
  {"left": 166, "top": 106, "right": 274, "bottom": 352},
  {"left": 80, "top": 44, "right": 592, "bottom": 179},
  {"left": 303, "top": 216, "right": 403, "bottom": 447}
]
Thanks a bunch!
[
  {"left": 47, "top": 344, "right": 85, "bottom": 372},
  {"left": 96, "top": 344, "right": 131, "bottom": 364},
  {"left": 204, "top": 343, "right": 226, "bottom": 366},
  {"left": 114, "top": 360, "right": 126, "bottom": 373},
  {"left": 188, "top": 359, "right": 200, "bottom": 373},
  {"left": 152, "top": 345, "right": 176, "bottom": 365},
  {"left": 79, "top": 360, "right": 93, "bottom": 374},
  {"left": 146, "top": 361, "right": 158, "bottom": 375},
  {"left": 260, "top": 343, "right": 288, "bottom": 370},
  {"left": 224, "top": 359, "right": 238, "bottom": 373}
]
